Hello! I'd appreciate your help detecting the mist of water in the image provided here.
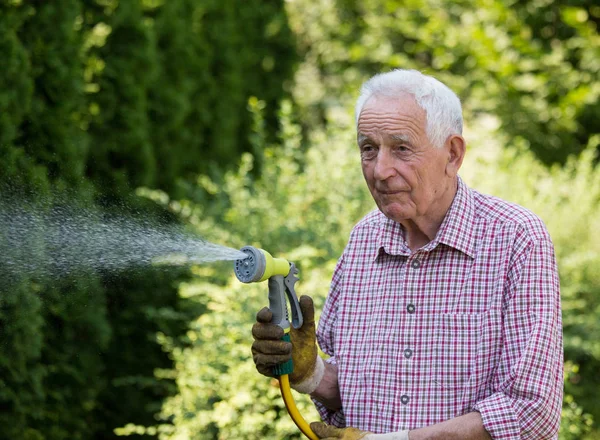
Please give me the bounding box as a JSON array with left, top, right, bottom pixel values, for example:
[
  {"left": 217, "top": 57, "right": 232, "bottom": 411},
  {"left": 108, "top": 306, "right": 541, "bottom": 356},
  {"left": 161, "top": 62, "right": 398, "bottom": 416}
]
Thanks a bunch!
[{"left": 0, "top": 199, "right": 246, "bottom": 283}]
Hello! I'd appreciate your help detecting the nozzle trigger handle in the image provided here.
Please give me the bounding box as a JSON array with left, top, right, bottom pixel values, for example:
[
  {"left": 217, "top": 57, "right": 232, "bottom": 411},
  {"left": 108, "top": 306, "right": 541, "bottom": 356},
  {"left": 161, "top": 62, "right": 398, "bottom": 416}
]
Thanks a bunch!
[
  {"left": 267, "top": 276, "right": 289, "bottom": 329},
  {"left": 267, "top": 263, "right": 303, "bottom": 330},
  {"left": 268, "top": 264, "right": 303, "bottom": 377},
  {"left": 284, "top": 263, "right": 303, "bottom": 329}
]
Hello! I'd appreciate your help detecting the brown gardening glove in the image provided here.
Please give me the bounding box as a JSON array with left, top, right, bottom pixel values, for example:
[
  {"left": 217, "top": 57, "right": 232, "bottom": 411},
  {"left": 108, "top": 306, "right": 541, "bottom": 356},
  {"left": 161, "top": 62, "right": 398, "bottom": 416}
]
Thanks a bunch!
[
  {"left": 310, "top": 422, "right": 372, "bottom": 440},
  {"left": 251, "top": 295, "right": 318, "bottom": 385}
]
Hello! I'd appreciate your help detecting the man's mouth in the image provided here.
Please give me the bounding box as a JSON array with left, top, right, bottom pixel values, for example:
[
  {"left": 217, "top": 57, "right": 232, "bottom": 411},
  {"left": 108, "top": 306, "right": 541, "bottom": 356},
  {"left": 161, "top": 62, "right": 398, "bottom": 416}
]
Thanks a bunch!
[{"left": 377, "top": 189, "right": 406, "bottom": 195}]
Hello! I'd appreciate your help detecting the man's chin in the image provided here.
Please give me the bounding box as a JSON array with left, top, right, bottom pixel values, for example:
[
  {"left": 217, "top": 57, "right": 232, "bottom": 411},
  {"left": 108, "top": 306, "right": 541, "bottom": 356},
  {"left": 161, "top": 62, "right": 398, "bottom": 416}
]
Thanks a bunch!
[{"left": 379, "top": 204, "right": 413, "bottom": 223}]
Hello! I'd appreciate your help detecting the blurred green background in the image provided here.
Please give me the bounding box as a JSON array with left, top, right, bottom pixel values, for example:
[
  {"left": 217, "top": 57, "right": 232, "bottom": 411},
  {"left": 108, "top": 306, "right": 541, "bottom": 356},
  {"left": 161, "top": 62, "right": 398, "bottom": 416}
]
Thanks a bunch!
[{"left": 0, "top": 0, "right": 598, "bottom": 439}]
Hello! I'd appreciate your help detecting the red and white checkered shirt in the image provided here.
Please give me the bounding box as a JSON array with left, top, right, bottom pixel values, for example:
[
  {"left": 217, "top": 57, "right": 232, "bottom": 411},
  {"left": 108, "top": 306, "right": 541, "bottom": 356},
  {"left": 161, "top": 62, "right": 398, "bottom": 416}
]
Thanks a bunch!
[{"left": 314, "top": 177, "right": 563, "bottom": 439}]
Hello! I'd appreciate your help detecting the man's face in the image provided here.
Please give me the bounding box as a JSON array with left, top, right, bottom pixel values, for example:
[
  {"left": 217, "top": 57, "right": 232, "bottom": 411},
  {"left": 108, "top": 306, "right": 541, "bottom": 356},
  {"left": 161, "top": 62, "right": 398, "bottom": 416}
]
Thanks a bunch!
[{"left": 357, "top": 94, "right": 452, "bottom": 224}]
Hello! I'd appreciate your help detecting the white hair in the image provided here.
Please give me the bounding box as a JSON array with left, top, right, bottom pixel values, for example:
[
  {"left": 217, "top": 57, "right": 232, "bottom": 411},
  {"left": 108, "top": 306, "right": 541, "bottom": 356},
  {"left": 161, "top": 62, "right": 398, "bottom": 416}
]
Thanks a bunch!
[{"left": 355, "top": 69, "right": 463, "bottom": 148}]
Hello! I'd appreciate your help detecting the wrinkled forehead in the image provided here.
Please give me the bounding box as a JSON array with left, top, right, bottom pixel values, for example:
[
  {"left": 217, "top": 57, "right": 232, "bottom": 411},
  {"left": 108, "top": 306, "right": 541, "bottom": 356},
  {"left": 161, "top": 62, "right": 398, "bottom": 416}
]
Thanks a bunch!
[
  {"left": 358, "top": 93, "right": 425, "bottom": 123},
  {"left": 357, "top": 132, "right": 413, "bottom": 144},
  {"left": 357, "top": 94, "right": 426, "bottom": 142}
]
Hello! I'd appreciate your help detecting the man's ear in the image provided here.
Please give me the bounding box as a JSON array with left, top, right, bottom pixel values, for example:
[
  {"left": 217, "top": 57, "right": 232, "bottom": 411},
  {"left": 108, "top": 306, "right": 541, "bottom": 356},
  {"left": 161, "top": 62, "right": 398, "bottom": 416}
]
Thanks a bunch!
[{"left": 445, "top": 134, "right": 466, "bottom": 177}]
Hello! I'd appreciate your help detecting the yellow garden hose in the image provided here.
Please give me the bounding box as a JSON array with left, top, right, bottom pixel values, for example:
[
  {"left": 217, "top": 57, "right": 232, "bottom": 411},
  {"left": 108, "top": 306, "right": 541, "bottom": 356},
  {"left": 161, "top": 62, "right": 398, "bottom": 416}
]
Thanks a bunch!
[{"left": 279, "top": 374, "right": 319, "bottom": 440}]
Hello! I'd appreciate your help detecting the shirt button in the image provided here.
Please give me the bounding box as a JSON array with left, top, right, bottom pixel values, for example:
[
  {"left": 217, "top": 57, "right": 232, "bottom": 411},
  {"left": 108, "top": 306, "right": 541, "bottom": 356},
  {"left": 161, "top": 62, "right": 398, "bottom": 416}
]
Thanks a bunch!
[
  {"left": 411, "top": 259, "right": 421, "bottom": 269},
  {"left": 406, "top": 303, "right": 416, "bottom": 314},
  {"left": 404, "top": 348, "right": 413, "bottom": 359},
  {"left": 401, "top": 395, "right": 410, "bottom": 405}
]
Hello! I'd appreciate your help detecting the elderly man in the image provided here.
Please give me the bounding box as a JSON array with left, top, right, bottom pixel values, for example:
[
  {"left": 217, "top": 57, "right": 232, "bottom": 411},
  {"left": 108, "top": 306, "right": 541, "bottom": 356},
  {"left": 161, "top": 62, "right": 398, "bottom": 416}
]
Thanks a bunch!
[{"left": 252, "top": 69, "right": 563, "bottom": 439}]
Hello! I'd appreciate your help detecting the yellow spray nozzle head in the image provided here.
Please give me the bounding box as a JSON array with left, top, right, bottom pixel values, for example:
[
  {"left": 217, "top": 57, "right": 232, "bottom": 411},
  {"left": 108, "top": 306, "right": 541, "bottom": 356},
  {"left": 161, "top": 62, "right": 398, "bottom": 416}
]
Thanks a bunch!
[{"left": 234, "top": 246, "right": 290, "bottom": 283}]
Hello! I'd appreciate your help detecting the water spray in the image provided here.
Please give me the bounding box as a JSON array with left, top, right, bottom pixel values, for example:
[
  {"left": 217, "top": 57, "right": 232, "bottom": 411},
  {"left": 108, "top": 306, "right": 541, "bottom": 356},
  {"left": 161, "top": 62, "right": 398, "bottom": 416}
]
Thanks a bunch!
[
  {"left": 234, "top": 246, "right": 317, "bottom": 440},
  {"left": 0, "top": 198, "right": 246, "bottom": 283}
]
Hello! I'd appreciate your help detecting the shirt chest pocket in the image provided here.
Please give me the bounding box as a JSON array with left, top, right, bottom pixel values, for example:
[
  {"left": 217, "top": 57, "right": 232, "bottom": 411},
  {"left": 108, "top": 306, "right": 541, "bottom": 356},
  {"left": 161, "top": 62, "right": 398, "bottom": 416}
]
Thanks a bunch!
[{"left": 431, "top": 313, "right": 481, "bottom": 390}]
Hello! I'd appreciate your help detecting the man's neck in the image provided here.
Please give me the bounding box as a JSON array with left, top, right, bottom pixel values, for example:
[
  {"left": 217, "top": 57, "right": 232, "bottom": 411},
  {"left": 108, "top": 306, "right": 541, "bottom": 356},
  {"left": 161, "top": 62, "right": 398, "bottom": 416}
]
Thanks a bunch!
[{"left": 401, "top": 178, "right": 458, "bottom": 252}]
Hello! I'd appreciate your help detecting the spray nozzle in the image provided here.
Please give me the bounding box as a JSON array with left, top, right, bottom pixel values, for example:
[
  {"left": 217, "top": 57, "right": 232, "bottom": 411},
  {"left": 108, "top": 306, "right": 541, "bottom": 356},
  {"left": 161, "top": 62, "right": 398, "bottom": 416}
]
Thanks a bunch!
[
  {"left": 234, "top": 246, "right": 291, "bottom": 283},
  {"left": 234, "top": 246, "right": 302, "bottom": 330}
]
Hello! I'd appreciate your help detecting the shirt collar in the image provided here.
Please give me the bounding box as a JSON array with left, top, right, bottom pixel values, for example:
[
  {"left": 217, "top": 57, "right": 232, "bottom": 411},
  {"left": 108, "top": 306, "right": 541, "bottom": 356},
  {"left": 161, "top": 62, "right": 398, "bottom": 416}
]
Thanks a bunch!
[
  {"left": 373, "top": 176, "right": 477, "bottom": 261},
  {"left": 431, "top": 176, "right": 477, "bottom": 258},
  {"left": 374, "top": 213, "right": 411, "bottom": 260}
]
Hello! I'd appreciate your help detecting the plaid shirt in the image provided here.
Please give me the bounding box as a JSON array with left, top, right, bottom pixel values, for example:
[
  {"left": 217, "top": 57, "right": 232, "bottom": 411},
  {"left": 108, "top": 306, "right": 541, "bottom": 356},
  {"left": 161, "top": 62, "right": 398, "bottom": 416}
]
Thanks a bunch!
[{"left": 314, "top": 177, "right": 563, "bottom": 439}]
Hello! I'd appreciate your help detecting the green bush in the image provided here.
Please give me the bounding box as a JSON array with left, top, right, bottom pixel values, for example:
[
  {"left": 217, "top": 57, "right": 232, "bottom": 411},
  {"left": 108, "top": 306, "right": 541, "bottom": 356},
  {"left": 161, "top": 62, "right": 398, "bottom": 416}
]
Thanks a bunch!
[
  {"left": 0, "top": 0, "right": 296, "bottom": 438},
  {"left": 286, "top": 0, "right": 599, "bottom": 165}
]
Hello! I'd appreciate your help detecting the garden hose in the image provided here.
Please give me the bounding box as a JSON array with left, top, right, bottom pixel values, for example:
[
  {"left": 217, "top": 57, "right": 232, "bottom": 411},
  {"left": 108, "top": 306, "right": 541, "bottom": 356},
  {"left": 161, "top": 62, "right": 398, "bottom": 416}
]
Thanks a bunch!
[
  {"left": 234, "top": 246, "right": 318, "bottom": 440},
  {"left": 280, "top": 373, "right": 319, "bottom": 440}
]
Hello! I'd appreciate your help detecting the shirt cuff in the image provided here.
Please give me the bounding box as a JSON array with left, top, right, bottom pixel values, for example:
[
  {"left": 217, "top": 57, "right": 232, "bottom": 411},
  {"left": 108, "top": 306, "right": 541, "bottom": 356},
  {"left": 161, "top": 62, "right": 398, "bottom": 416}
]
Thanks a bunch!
[
  {"left": 473, "top": 392, "right": 521, "bottom": 439},
  {"left": 364, "top": 431, "right": 409, "bottom": 440}
]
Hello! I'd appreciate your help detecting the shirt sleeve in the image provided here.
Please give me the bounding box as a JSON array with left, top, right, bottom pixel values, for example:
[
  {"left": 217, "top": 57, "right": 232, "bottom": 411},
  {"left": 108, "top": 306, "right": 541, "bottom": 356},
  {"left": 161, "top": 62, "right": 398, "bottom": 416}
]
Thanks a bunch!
[
  {"left": 312, "top": 253, "right": 346, "bottom": 426},
  {"left": 473, "top": 234, "right": 563, "bottom": 440}
]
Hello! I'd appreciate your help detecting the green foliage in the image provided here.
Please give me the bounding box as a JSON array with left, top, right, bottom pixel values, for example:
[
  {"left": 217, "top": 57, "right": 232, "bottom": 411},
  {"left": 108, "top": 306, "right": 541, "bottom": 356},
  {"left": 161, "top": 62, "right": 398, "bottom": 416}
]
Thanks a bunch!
[
  {"left": 84, "top": 0, "right": 158, "bottom": 192},
  {"left": 560, "top": 362, "right": 594, "bottom": 440},
  {"left": 0, "top": 3, "right": 32, "bottom": 153},
  {"left": 0, "top": 0, "right": 296, "bottom": 438},
  {"left": 177, "top": 99, "right": 372, "bottom": 258},
  {"left": 286, "top": 0, "right": 599, "bottom": 165},
  {"left": 82, "top": 0, "right": 297, "bottom": 195},
  {"left": 17, "top": 0, "right": 89, "bottom": 187},
  {"left": 0, "top": 3, "right": 107, "bottom": 439}
]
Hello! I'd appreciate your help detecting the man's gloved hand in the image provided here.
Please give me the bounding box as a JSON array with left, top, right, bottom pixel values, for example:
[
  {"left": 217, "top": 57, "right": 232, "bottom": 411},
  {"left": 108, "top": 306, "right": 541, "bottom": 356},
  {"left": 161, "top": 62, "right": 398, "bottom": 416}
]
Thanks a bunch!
[
  {"left": 310, "top": 423, "right": 410, "bottom": 440},
  {"left": 310, "top": 422, "right": 371, "bottom": 440},
  {"left": 251, "top": 295, "right": 321, "bottom": 389}
]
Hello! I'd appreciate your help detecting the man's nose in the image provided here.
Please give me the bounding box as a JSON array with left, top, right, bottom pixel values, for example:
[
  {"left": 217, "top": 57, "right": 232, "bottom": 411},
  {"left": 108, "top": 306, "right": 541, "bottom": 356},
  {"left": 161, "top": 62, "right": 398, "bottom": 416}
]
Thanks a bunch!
[{"left": 373, "top": 148, "right": 397, "bottom": 181}]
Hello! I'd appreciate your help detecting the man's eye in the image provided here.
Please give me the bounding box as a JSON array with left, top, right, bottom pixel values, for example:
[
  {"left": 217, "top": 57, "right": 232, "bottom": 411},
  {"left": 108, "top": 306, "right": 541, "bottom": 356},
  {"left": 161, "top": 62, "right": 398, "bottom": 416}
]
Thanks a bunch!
[{"left": 361, "top": 146, "right": 377, "bottom": 159}]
